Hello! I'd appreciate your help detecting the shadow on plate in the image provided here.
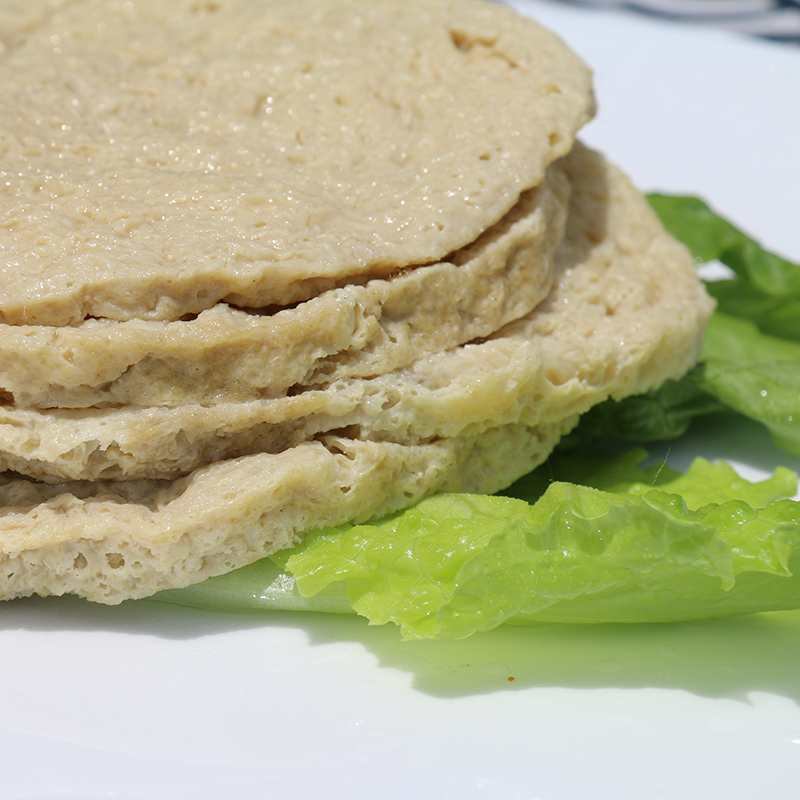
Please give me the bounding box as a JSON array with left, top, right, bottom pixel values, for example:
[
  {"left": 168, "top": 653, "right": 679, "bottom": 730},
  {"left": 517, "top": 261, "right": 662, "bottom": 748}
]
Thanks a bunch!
[{"left": 5, "top": 592, "right": 800, "bottom": 707}]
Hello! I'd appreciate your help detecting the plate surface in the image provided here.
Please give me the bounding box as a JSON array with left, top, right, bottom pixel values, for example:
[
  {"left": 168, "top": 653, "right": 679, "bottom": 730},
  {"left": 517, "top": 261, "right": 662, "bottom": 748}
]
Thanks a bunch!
[{"left": 3, "top": 3, "right": 800, "bottom": 798}]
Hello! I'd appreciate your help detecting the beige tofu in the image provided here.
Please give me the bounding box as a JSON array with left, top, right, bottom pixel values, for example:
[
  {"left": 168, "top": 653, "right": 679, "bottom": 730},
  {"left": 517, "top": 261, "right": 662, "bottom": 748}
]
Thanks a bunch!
[
  {"left": 0, "top": 164, "right": 570, "bottom": 408},
  {"left": 0, "top": 0, "right": 593, "bottom": 325},
  {"left": 0, "top": 146, "right": 713, "bottom": 602}
]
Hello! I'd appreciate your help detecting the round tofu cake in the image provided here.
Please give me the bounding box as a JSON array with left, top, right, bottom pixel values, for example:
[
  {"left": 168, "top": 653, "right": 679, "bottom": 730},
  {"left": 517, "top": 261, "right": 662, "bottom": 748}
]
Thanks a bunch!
[{"left": 0, "top": 0, "right": 594, "bottom": 325}]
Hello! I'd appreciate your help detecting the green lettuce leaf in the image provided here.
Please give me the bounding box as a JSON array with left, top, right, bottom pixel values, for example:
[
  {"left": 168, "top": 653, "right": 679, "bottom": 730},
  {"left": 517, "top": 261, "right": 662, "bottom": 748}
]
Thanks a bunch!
[
  {"left": 567, "top": 195, "right": 800, "bottom": 453},
  {"left": 559, "top": 378, "right": 726, "bottom": 447},
  {"left": 697, "top": 312, "right": 800, "bottom": 455},
  {"left": 156, "top": 457, "right": 800, "bottom": 640},
  {"left": 152, "top": 557, "right": 353, "bottom": 616},
  {"left": 648, "top": 193, "right": 800, "bottom": 342},
  {"left": 568, "top": 316, "right": 800, "bottom": 457}
]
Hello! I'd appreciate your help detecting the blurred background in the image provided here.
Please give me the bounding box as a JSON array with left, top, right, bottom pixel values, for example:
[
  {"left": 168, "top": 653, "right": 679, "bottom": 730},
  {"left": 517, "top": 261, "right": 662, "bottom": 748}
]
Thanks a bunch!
[{"left": 533, "top": 0, "right": 800, "bottom": 42}]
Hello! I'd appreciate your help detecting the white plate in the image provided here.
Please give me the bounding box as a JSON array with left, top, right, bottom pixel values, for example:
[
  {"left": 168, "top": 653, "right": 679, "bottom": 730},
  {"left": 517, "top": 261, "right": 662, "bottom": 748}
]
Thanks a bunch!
[{"left": 3, "top": 4, "right": 800, "bottom": 799}]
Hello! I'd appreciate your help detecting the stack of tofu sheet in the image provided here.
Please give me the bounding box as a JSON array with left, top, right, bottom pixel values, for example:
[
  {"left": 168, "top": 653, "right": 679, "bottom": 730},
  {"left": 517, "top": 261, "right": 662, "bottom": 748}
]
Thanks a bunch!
[{"left": 0, "top": 0, "right": 714, "bottom": 602}]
